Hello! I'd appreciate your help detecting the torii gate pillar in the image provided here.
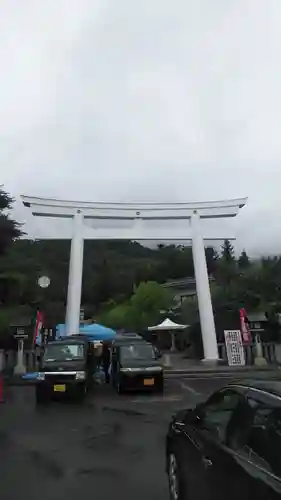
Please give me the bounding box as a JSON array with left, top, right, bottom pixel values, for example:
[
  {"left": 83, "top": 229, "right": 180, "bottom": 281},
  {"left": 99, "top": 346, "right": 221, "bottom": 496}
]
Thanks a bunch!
[
  {"left": 65, "top": 210, "right": 84, "bottom": 336},
  {"left": 191, "top": 211, "right": 218, "bottom": 360}
]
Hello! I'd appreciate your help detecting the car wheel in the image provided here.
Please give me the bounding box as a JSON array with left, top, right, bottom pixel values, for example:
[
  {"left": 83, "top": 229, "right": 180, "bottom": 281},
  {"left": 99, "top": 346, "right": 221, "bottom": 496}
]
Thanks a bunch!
[
  {"left": 157, "top": 378, "right": 164, "bottom": 393},
  {"left": 117, "top": 380, "right": 123, "bottom": 394},
  {"left": 167, "top": 452, "right": 183, "bottom": 500},
  {"left": 35, "top": 386, "right": 47, "bottom": 405},
  {"left": 76, "top": 383, "right": 87, "bottom": 402}
]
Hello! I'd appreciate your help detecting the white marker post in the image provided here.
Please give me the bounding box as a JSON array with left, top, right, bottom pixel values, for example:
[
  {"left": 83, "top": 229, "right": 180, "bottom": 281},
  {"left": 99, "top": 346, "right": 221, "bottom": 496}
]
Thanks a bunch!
[{"left": 13, "top": 328, "right": 29, "bottom": 375}]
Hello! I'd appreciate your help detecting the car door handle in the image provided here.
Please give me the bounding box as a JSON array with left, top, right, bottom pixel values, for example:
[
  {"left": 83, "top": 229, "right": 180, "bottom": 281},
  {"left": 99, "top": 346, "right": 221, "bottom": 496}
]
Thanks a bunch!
[
  {"left": 202, "top": 457, "right": 213, "bottom": 469},
  {"left": 173, "top": 422, "right": 185, "bottom": 433}
]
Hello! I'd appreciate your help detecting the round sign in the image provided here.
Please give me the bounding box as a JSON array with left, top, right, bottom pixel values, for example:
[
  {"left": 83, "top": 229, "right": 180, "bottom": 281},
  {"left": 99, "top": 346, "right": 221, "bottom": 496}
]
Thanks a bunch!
[{"left": 38, "top": 276, "right": 50, "bottom": 288}]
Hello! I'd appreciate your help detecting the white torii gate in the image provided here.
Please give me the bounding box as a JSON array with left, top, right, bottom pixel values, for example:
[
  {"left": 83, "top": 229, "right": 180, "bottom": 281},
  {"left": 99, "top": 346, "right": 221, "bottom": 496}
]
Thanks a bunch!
[{"left": 21, "top": 195, "right": 247, "bottom": 362}]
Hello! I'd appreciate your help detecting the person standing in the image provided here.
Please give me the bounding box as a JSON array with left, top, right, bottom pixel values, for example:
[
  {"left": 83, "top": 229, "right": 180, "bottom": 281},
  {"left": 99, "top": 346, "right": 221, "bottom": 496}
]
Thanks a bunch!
[
  {"left": 93, "top": 342, "right": 102, "bottom": 369},
  {"left": 102, "top": 341, "right": 111, "bottom": 384}
]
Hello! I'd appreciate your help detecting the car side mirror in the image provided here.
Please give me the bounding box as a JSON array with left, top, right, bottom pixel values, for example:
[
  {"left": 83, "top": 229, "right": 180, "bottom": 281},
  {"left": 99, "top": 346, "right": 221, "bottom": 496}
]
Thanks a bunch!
[
  {"left": 195, "top": 403, "right": 205, "bottom": 417},
  {"left": 185, "top": 404, "right": 205, "bottom": 425}
]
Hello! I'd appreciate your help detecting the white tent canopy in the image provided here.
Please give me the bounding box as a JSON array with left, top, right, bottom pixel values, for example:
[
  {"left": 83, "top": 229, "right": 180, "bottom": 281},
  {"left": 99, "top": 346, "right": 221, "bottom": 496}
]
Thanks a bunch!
[{"left": 148, "top": 318, "right": 188, "bottom": 331}]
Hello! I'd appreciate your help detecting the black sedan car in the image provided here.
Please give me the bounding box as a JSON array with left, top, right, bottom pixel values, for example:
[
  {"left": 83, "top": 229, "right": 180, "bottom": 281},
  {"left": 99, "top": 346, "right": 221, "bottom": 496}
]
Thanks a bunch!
[{"left": 166, "top": 379, "right": 281, "bottom": 500}]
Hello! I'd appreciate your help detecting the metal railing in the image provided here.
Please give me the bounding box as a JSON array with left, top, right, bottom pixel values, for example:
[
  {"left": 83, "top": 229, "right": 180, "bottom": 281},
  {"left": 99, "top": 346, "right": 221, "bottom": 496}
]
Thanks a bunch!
[
  {"left": 217, "top": 342, "right": 277, "bottom": 365},
  {"left": 0, "top": 342, "right": 278, "bottom": 374},
  {"left": 0, "top": 349, "right": 38, "bottom": 373}
]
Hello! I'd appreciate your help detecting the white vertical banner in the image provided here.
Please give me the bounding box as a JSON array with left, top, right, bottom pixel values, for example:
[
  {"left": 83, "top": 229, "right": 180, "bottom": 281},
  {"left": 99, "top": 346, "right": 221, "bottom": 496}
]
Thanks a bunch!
[{"left": 224, "top": 330, "right": 245, "bottom": 366}]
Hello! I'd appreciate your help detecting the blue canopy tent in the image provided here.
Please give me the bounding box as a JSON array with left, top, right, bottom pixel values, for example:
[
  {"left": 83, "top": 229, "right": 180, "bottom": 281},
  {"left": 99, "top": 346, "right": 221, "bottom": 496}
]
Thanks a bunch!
[{"left": 56, "top": 323, "right": 116, "bottom": 342}]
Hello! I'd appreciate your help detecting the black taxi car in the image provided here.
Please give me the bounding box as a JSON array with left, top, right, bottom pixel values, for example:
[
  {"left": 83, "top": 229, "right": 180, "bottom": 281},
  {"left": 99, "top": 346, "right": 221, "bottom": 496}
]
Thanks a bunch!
[
  {"left": 110, "top": 338, "right": 164, "bottom": 394},
  {"left": 166, "top": 379, "right": 281, "bottom": 500},
  {"left": 35, "top": 337, "right": 95, "bottom": 404}
]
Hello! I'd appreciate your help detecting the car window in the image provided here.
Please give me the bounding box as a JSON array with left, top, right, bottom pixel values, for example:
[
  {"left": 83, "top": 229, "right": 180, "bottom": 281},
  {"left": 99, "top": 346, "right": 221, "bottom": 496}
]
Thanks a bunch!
[
  {"left": 44, "top": 343, "right": 84, "bottom": 361},
  {"left": 120, "top": 343, "right": 156, "bottom": 361},
  {"left": 200, "top": 389, "right": 242, "bottom": 442},
  {"left": 247, "top": 402, "right": 281, "bottom": 477},
  {"left": 227, "top": 396, "right": 281, "bottom": 478}
]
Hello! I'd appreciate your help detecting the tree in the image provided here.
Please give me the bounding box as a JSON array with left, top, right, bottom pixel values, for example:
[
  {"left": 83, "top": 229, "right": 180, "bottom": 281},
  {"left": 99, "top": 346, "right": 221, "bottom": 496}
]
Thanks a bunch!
[
  {"left": 238, "top": 250, "right": 250, "bottom": 269},
  {"left": 130, "top": 281, "right": 173, "bottom": 329},
  {"left": 215, "top": 240, "right": 237, "bottom": 285},
  {"left": 99, "top": 281, "right": 173, "bottom": 330},
  {"left": 99, "top": 302, "right": 133, "bottom": 330},
  {"left": 180, "top": 296, "right": 199, "bottom": 326},
  {"left": 157, "top": 244, "right": 194, "bottom": 279},
  {"left": 221, "top": 239, "right": 235, "bottom": 263},
  {"left": 5, "top": 230, "right": 281, "bottom": 340},
  {"left": 130, "top": 281, "right": 172, "bottom": 314},
  {"left": 92, "top": 258, "right": 116, "bottom": 304},
  {"left": 205, "top": 247, "right": 219, "bottom": 274},
  {"left": 0, "top": 187, "right": 22, "bottom": 255}
]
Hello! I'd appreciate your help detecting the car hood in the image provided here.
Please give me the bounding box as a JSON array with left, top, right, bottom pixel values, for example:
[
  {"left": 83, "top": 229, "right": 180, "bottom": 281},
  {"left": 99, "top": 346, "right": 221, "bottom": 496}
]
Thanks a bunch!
[{"left": 42, "top": 360, "right": 85, "bottom": 371}]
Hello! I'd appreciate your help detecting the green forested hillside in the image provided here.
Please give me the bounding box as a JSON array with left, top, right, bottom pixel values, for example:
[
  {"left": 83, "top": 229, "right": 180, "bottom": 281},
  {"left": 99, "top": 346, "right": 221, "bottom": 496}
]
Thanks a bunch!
[{"left": 1, "top": 187, "right": 281, "bottom": 346}]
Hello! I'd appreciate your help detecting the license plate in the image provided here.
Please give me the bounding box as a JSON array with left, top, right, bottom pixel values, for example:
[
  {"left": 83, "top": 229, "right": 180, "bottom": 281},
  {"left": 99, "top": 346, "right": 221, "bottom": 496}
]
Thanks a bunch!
[
  {"left": 53, "top": 384, "right": 66, "bottom": 392},
  {"left": 144, "top": 378, "right": 154, "bottom": 386}
]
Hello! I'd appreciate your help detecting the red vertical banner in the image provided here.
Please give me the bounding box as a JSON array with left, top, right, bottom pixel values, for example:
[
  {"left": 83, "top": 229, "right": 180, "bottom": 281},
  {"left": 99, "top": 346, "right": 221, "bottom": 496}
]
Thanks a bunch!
[
  {"left": 33, "top": 311, "right": 44, "bottom": 346},
  {"left": 239, "top": 308, "right": 251, "bottom": 343}
]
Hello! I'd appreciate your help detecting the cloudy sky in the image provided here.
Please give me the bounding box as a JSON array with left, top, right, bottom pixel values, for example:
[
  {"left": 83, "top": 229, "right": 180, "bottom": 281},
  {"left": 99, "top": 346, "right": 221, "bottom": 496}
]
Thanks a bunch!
[{"left": 1, "top": 0, "right": 281, "bottom": 256}]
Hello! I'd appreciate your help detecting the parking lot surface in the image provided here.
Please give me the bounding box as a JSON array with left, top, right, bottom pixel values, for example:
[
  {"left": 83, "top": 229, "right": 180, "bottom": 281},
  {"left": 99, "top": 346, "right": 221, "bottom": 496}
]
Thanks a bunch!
[{"left": 0, "top": 374, "right": 266, "bottom": 500}]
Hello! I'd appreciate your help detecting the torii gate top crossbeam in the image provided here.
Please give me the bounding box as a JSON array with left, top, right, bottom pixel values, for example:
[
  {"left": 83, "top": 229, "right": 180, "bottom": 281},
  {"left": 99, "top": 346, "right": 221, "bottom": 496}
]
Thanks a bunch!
[{"left": 21, "top": 195, "right": 247, "bottom": 220}]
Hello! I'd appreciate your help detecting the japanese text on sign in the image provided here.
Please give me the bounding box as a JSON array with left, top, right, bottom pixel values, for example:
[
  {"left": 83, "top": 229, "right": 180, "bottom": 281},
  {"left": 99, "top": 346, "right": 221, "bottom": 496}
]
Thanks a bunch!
[{"left": 224, "top": 330, "right": 245, "bottom": 366}]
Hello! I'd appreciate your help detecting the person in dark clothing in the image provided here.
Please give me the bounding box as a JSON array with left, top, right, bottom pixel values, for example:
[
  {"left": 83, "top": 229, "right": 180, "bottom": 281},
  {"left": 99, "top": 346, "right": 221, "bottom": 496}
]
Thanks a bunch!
[{"left": 102, "top": 341, "right": 111, "bottom": 383}]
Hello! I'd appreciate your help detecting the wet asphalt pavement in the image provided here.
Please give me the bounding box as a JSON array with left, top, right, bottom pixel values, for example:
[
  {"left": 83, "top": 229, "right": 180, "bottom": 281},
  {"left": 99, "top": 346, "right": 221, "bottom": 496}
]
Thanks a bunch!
[{"left": 0, "top": 374, "right": 269, "bottom": 500}]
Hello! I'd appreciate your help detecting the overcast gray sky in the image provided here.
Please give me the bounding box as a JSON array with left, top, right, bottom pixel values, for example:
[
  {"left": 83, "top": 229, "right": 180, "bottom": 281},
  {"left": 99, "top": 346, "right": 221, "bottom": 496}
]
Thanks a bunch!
[{"left": 1, "top": 1, "right": 281, "bottom": 256}]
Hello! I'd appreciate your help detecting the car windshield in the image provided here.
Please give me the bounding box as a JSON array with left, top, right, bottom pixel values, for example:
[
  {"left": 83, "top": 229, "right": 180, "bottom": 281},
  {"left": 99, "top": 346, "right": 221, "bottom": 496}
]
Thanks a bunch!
[
  {"left": 44, "top": 343, "right": 85, "bottom": 361},
  {"left": 120, "top": 343, "right": 156, "bottom": 361}
]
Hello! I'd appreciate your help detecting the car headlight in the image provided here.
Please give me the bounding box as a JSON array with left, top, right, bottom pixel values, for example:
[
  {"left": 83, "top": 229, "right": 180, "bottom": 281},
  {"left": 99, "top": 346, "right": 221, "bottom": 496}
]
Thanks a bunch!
[
  {"left": 75, "top": 371, "right": 86, "bottom": 380},
  {"left": 37, "top": 372, "right": 45, "bottom": 381}
]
